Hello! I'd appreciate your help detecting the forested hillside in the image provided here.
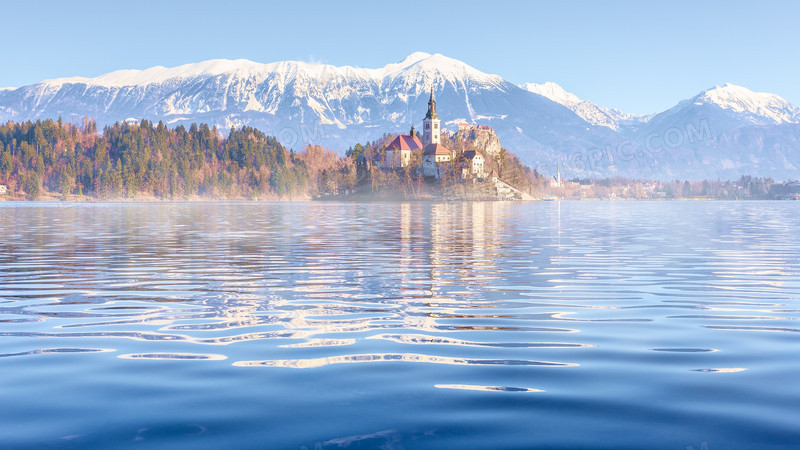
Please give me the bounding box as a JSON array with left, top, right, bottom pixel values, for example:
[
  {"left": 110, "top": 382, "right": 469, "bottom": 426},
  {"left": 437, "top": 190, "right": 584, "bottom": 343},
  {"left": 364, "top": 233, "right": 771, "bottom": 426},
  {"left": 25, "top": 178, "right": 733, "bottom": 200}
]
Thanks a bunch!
[{"left": 0, "top": 119, "right": 350, "bottom": 199}]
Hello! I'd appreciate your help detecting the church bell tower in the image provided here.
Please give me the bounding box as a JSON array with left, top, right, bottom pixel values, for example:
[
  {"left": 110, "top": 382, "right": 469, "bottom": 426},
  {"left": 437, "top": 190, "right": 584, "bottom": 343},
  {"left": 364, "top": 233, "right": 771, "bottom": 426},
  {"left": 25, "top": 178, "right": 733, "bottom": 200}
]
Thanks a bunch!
[{"left": 422, "top": 87, "right": 440, "bottom": 146}]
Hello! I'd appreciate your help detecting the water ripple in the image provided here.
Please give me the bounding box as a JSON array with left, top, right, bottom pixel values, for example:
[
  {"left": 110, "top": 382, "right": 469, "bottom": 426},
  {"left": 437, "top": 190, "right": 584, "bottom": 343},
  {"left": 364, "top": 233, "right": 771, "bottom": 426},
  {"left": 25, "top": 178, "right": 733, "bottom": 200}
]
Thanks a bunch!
[
  {"left": 2, "top": 202, "right": 800, "bottom": 448},
  {"left": 367, "top": 333, "right": 593, "bottom": 348},
  {"left": 118, "top": 353, "right": 227, "bottom": 361},
  {"left": 703, "top": 325, "right": 800, "bottom": 333},
  {"left": 233, "top": 353, "right": 579, "bottom": 369},
  {"left": 0, "top": 348, "right": 114, "bottom": 358},
  {"left": 434, "top": 384, "right": 544, "bottom": 392},
  {"left": 650, "top": 348, "right": 718, "bottom": 353}
]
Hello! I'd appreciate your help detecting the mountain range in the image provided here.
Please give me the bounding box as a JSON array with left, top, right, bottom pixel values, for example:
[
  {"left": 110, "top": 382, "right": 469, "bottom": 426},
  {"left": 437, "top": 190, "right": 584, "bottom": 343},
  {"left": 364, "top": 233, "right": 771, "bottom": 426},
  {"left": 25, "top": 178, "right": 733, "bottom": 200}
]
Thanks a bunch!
[{"left": 1, "top": 52, "right": 799, "bottom": 180}]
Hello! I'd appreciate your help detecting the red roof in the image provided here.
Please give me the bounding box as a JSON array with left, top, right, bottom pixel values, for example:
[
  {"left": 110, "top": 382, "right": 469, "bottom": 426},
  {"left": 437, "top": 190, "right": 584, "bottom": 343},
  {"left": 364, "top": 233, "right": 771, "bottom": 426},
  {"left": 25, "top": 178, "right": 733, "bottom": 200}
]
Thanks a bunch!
[
  {"left": 386, "top": 134, "right": 423, "bottom": 152},
  {"left": 457, "top": 123, "right": 494, "bottom": 133},
  {"left": 423, "top": 143, "right": 452, "bottom": 156}
]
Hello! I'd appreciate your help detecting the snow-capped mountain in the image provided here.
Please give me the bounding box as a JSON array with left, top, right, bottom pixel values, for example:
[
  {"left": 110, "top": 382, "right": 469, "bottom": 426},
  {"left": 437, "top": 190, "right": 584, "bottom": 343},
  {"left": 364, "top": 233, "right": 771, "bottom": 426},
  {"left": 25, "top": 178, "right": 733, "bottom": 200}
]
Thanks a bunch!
[
  {"left": 0, "top": 52, "right": 508, "bottom": 130},
  {"left": 615, "top": 83, "right": 800, "bottom": 180},
  {"left": 1, "top": 53, "right": 800, "bottom": 180},
  {"left": 520, "top": 81, "right": 643, "bottom": 130},
  {"left": 642, "top": 83, "right": 800, "bottom": 136},
  {"left": 699, "top": 83, "right": 800, "bottom": 124},
  {"left": 0, "top": 52, "right": 616, "bottom": 174}
]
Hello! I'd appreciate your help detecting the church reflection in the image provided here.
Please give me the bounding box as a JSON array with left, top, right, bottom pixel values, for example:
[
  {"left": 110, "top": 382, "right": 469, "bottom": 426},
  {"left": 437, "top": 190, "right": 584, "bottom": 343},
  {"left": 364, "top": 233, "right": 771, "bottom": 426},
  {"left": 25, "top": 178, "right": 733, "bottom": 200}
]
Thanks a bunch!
[{"left": 2, "top": 202, "right": 585, "bottom": 368}]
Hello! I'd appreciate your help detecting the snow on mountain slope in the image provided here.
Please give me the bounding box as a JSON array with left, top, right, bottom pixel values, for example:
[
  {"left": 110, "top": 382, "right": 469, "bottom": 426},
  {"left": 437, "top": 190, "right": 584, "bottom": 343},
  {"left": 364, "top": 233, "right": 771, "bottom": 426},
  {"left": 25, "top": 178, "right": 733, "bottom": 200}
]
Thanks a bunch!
[
  {"left": 697, "top": 83, "right": 800, "bottom": 124},
  {"left": 48, "top": 59, "right": 271, "bottom": 88},
  {"left": 520, "top": 81, "right": 642, "bottom": 130},
  {"left": 3, "top": 54, "right": 800, "bottom": 180},
  {"left": 520, "top": 82, "right": 581, "bottom": 107},
  {"left": 0, "top": 53, "right": 586, "bottom": 146},
  {"left": 642, "top": 83, "right": 800, "bottom": 139},
  {"left": 393, "top": 53, "right": 505, "bottom": 88},
  {"left": 3, "top": 52, "right": 507, "bottom": 128},
  {"left": 38, "top": 52, "right": 502, "bottom": 94}
]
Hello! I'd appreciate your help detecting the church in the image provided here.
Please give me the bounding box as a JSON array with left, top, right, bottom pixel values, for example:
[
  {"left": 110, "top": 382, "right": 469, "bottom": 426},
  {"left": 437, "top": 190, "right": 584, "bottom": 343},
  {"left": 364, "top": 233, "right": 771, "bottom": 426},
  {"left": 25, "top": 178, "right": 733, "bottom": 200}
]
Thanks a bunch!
[{"left": 378, "top": 88, "right": 454, "bottom": 178}]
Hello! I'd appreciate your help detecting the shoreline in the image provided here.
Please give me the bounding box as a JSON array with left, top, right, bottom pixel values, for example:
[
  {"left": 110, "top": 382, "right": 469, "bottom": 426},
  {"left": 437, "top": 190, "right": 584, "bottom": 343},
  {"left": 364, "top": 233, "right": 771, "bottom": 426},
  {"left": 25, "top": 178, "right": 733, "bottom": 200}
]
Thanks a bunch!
[{"left": 0, "top": 196, "right": 786, "bottom": 203}]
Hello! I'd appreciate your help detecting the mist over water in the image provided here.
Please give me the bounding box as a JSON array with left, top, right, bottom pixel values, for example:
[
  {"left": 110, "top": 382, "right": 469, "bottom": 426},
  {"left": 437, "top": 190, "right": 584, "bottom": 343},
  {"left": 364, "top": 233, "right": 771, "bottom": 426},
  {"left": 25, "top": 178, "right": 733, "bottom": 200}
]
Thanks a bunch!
[{"left": 0, "top": 201, "right": 798, "bottom": 449}]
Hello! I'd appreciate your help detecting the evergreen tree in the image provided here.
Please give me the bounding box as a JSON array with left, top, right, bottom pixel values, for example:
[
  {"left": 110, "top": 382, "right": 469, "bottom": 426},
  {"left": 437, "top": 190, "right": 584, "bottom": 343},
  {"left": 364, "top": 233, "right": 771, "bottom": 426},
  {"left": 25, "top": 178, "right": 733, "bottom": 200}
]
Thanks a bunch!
[{"left": 22, "top": 172, "right": 41, "bottom": 199}]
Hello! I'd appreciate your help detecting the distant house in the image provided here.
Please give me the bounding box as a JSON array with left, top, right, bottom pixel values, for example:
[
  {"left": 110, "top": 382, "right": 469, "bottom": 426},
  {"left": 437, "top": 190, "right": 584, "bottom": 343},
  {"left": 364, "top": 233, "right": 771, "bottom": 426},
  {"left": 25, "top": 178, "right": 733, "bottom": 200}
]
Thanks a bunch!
[
  {"left": 461, "top": 150, "right": 485, "bottom": 178},
  {"left": 0, "top": 185, "right": 7, "bottom": 195},
  {"left": 457, "top": 122, "right": 495, "bottom": 134}
]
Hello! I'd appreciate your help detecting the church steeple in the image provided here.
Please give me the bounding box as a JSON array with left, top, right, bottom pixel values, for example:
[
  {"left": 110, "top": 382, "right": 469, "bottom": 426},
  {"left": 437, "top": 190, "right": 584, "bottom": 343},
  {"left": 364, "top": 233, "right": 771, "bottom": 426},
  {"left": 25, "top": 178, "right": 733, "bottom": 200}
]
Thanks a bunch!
[
  {"left": 425, "top": 87, "right": 438, "bottom": 120},
  {"left": 422, "top": 87, "right": 440, "bottom": 146}
]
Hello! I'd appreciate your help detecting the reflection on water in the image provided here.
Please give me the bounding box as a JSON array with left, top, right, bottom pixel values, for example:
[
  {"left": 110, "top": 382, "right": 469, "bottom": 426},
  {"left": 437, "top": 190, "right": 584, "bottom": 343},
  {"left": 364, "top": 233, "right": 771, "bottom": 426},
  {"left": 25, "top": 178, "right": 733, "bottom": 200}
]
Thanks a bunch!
[
  {"left": 434, "top": 384, "right": 544, "bottom": 393},
  {"left": 1, "top": 201, "right": 799, "bottom": 449},
  {"left": 233, "top": 353, "right": 579, "bottom": 368},
  {"left": 118, "top": 353, "right": 228, "bottom": 361},
  {"left": 693, "top": 368, "right": 748, "bottom": 373},
  {"left": 0, "top": 202, "right": 600, "bottom": 365},
  {"left": 0, "top": 347, "right": 113, "bottom": 358}
]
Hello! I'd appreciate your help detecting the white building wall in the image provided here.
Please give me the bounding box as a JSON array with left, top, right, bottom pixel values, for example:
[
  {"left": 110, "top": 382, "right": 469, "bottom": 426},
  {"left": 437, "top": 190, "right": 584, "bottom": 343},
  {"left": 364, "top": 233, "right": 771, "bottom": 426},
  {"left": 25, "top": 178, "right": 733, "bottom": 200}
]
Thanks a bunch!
[
  {"left": 423, "top": 117, "right": 441, "bottom": 146},
  {"left": 423, "top": 156, "right": 439, "bottom": 178}
]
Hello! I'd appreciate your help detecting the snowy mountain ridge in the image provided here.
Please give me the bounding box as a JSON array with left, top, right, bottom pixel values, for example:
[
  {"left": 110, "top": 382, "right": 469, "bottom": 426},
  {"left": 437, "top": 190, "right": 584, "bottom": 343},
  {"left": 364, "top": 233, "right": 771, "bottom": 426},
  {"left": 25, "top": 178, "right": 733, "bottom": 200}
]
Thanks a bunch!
[
  {"left": 2, "top": 53, "right": 800, "bottom": 180},
  {"left": 41, "top": 52, "right": 504, "bottom": 92},
  {"left": 520, "top": 82, "right": 581, "bottom": 107},
  {"left": 695, "top": 83, "right": 800, "bottom": 124},
  {"left": 520, "top": 81, "right": 643, "bottom": 130},
  {"left": 11, "top": 52, "right": 508, "bottom": 133}
]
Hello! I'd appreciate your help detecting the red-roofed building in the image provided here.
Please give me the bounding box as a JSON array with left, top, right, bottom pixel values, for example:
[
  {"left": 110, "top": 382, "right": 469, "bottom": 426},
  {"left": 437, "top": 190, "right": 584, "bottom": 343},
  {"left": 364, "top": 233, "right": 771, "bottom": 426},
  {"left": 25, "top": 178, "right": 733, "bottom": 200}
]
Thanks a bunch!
[
  {"left": 419, "top": 89, "right": 455, "bottom": 178},
  {"left": 423, "top": 143, "right": 454, "bottom": 177},
  {"left": 381, "top": 133, "right": 423, "bottom": 168},
  {"left": 457, "top": 123, "right": 495, "bottom": 134},
  {"left": 423, "top": 143, "right": 452, "bottom": 159},
  {"left": 388, "top": 134, "right": 423, "bottom": 152},
  {"left": 373, "top": 89, "right": 456, "bottom": 178}
]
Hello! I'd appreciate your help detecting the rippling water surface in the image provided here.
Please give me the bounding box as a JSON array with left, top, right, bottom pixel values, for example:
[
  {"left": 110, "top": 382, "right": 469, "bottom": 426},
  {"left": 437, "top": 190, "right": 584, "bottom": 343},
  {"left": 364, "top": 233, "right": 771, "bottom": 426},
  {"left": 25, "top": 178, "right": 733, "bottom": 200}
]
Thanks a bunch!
[{"left": 1, "top": 201, "right": 799, "bottom": 449}]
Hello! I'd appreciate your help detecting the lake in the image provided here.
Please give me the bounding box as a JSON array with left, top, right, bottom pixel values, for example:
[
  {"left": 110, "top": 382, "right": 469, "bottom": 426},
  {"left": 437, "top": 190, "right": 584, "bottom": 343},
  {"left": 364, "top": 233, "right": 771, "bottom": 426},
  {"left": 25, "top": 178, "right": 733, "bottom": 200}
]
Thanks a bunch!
[{"left": 0, "top": 201, "right": 798, "bottom": 449}]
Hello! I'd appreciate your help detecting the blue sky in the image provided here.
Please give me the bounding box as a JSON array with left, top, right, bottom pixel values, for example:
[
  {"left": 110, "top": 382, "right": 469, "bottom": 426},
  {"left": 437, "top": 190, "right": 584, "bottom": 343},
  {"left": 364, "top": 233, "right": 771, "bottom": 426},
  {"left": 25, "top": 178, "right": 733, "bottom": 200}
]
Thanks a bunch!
[{"left": 3, "top": 0, "right": 798, "bottom": 114}]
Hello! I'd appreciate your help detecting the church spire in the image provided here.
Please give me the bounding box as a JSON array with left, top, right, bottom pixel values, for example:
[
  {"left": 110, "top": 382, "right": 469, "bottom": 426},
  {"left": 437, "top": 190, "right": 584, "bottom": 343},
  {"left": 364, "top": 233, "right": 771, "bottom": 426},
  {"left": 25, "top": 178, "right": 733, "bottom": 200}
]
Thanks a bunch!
[
  {"left": 422, "top": 86, "right": 441, "bottom": 146},
  {"left": 425, "top": 87, "right": 438, "bottom": 120}
]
